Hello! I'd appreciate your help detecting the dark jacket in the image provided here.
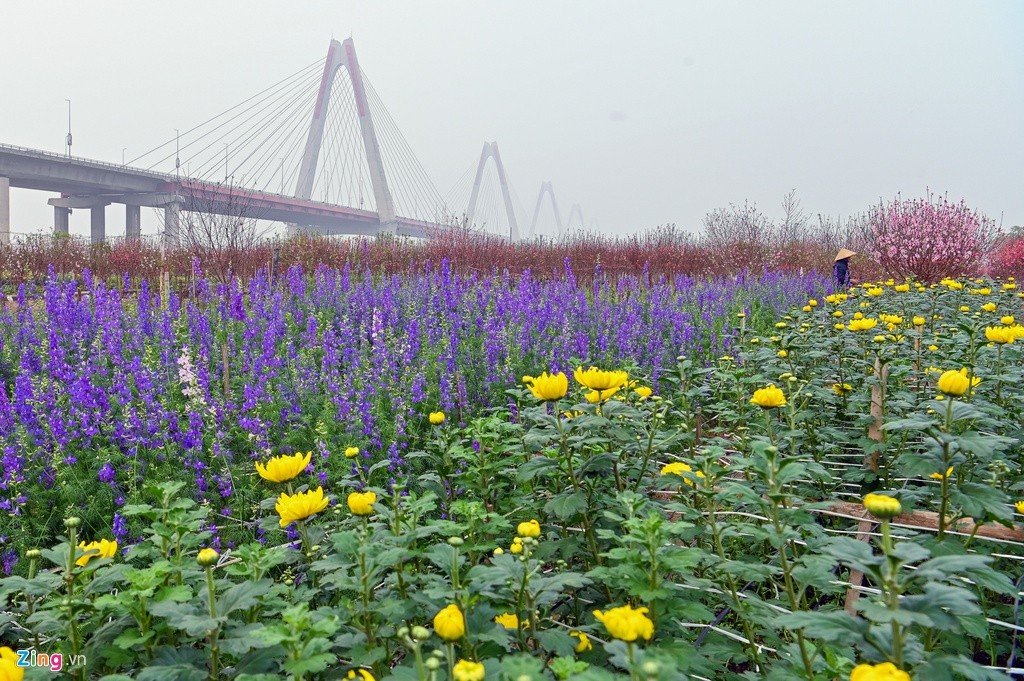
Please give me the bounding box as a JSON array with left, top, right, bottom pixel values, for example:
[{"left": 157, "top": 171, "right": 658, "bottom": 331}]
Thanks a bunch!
[{"left": 834, "top": 259, "right": 851, "bottom": 288}]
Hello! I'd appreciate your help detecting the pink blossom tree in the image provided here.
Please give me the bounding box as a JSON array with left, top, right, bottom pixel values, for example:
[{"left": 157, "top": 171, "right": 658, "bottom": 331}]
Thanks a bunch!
[{"left": 867, "top": 192, "right": 1001, "bottom": 282}]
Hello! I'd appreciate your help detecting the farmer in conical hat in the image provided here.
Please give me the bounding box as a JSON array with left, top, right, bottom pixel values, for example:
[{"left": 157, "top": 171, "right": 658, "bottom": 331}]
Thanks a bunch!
[{"left": 834, "top": 248, "right": 856, "bottom": 289}]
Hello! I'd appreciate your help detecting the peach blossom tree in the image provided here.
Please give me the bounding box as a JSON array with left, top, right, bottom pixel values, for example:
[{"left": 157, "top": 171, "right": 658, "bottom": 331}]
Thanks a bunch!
[{"left": 867, "top": 193, "right": 1001, "bottom": 282}]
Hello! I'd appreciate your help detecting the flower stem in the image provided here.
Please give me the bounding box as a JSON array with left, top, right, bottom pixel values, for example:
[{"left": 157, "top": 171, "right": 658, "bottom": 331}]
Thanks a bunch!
[{"left": 205, "top": 565, "right": 221, "bottom": 680}]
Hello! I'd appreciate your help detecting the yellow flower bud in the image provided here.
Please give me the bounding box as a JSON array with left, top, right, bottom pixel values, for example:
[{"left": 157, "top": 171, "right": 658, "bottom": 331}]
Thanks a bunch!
[
  {"left": 197, "top": 548, "right": 219, "bottom": 567},
  {"left": 863, "top": 493, "right": 901, "bottom": 520},
  {"left": 433, "top": 604, "right": 466, "bottom": 641}
]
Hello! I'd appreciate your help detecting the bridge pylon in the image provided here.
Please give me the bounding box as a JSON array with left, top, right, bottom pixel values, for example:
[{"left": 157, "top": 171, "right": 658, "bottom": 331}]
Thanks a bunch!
[
  {"left": 466, "top": 141, "right": 519, "bottom": 241},
  {"left": 529, "top": 181, "right": 563, "bottom": 239},
  {"left": 565, "top": 203, "right": 584, "bottom": 231},
  {"left": 293, "top": 38, "right": 397, "bottom": 234}
]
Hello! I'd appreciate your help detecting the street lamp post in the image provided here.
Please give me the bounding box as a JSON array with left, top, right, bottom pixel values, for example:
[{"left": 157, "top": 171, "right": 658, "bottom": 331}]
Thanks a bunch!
[
  {"left": 122, "top": 147, "right": 127, "bottom": 166},
  {"left": 64, "top": 99, "right": 72, "bottom": 157}
]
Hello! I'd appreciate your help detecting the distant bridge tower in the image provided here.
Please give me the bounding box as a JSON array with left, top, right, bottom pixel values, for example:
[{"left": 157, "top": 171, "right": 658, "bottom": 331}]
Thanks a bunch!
[
  {"left": 529, "top": 181, "right": 562, "bottom": 238},
  {"left": 294, "top": 38, "right": 397, "bottom": 232},
  {"left": 466, "top": 141, "right": 519, "bottom": 241},
  {"left": 565, "top": 203, "right": 584, "bottom": 231}
]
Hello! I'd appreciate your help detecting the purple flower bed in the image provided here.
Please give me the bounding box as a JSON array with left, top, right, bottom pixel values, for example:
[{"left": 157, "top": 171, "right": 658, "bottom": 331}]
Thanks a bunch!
[{"left": 0, "top": 262, "right": 826, "bottom": 564}]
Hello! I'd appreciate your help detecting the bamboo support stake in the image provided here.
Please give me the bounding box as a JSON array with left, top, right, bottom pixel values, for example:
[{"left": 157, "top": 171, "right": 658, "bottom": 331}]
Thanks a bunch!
[
  {"left": 844, "top": 518, "right": 875, "bottom": 615},
  {"left": 865, "top": 357, "right": 888, "bottom": 470}
]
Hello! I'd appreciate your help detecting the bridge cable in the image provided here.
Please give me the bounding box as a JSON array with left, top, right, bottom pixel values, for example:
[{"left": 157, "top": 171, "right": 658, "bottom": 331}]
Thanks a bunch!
[
  {"left": 169, "top": 69, "right": 321, "bottom": 180},
  {"left": 362, "top": 72, "right": 447, "bottom": 220},
  {"left": 130, "top": 58, "right": 324, "bottom": 168},
  {"left": 231, "top": 75, "right": 322, "bottom": 190},
  {"left": 182, "top": 69, "right": 322, "bottom": 180}
]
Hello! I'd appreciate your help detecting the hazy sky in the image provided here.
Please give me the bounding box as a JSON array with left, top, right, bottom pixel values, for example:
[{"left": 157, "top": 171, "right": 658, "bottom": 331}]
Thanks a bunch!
[{"left": 3, "top": 1, "right": 1023, "bottom": 239}]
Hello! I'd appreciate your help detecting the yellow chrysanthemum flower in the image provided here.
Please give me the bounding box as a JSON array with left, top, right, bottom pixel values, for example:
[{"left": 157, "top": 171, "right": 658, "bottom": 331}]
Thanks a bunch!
[
  {"left": 633, "top": 386, "right": 653, "bottom": 399},
  {"left": 76, "top": 539, "right": 118, "bottom": 567},
  {"left": 832, "top": 383, "right": 853, "bottom": 395},
  {"left": 347, "top": 670, "right": 376, "bottom": 681},
  {"left": 1016, "top": 501, "right": 1024, "bottom": 514},
  {"left": 347, "top": 490, "right": 377, "bottom": 516},
  {"left": 847, "top": 318, "right": 879, "bottom": 332},
  {"left": 929, "top": 466, "right": 954, "bottom": 481},
  {"left": 528, "top": 372, "right": 569, "bottom": 401},
  {"left": 344, "top": 446, "right": 360, "bottom": 458},
  {"left": 585, "top": 387, "right": 620, "bottom": 403},
  {"left": 517, "top": 519, "right": 541, "bottom": 538},
  {"left": 750, "top": 385, "right": 786, "bottom": 409},
  {"left": 256, "top": 451, "right": 312, "bottom": 484},
  {"left": 276, "top": 486, "right": 330, "bottom": 527},
  {"left": 574, "top": 366, "right": 629, "bottom": 392},
  {"left": 937, "top": 368, "right": 979, "bottom": 397},
  {"left": 429, "top": 411, "right": 446, "bottom": 425},
  {"left": 1001, "top": 316, "right": 1015, "bottom": 325},
  {"left": 452, "top": 660, "right": 485, "bottom": 681},
  {"left": 510, "top": 537, "right": 524, "bottom": 554},
  {"left": 494, "top": 613, "right": 526, "bottom": 629},
  {"left": 570, "top": 631, "right": 593, "bottom": 652},
  {"left": 661, "top": 461, "right": 705, "bottom": 485},
  {"left": 866, "top": 287, "right": 884, "bottom": 297},
  {"left": 593, "top": 604, "right": 654, "bottom": 642},
  {"left": 433, "top": 604, "right": 466, "bottom": 641},
  {"left": 985, "top": 326, "right": 1016, "bottom": 344},
  {"left": 850, "top": 661, "right": 910, "bottom": 681},
  {"left": 894, "top": 284, "right": 910, "bottom": 292},
  {"left": 982, "top": 302, "right": 997, "bottom": 312},
  {"left": 0, "top": 647, "right": 25, "bottom": 681}
]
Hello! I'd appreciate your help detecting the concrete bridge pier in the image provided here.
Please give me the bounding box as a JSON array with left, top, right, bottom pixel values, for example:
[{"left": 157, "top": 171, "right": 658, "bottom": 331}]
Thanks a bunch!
[
  {"left": 54, "top": 204, "right": 70, "bottom": 235},
  {"left": 90, "top": 203, "right": 108, "bottom": 245},
  {"left": 163, "top": 200, "right": 181, "bottom": 248},
  {"left": 126, "top": 204, "right": 141, "bottom": 242},
  {"left": 0, "top": 176, "right": 9, "bottom": 245}
]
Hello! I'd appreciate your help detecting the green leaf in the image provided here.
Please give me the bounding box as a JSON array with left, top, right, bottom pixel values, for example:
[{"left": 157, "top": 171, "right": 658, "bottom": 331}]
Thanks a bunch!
[
  {"left": 517, "top": 456, "right": 561, "bottom": 482},
  {"left": 136, "top": 665, "right": 205, "bottom": 681},
  {"left": 283, "top": 652, "right": 336, "bottom": 676},
  {"left": 154, "top": 584, "right": 193, "bottom": 603},
  {"left": 916, "top": 654, "right": 1013, "bottom": 680},
  {"left": 775, "top": 611, "right": 867, "bottom": 643},
  {"left": 545, "top": 491, "right": 589, "bottom": 520},
  {"left": 219, "top": 579, "right": 268, "bottom": 615},
  {"left": 533, "top": 628, "right": 579, "bottom": 658}
]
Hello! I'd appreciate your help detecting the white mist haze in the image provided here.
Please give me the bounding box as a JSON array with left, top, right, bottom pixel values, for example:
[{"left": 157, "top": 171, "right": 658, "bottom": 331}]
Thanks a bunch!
[{"left": 2, "top": 0, "right": 1022, "bottom": 239}]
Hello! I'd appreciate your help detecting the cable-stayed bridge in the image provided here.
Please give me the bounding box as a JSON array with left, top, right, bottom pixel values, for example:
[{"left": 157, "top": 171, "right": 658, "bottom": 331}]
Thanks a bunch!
[{"left": 0, "top": 38, "right": 583, "bottom": 246}]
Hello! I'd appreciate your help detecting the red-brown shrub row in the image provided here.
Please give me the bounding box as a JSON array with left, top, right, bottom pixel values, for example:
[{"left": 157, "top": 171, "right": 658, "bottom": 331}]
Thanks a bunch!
[{"left": 0, "top": 226, "right": 885, "bottom": 289}]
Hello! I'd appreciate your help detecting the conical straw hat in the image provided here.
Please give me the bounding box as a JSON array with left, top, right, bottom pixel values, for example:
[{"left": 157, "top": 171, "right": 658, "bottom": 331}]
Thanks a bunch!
[{"left": 835, "top": 248, "right": 857, "bottom": 261}]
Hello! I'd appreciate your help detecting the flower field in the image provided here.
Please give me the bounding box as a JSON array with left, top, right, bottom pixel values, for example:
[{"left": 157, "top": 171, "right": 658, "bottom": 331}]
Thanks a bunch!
[{"left": 2, "top": 267, "right": 1024, "bottom": 680}]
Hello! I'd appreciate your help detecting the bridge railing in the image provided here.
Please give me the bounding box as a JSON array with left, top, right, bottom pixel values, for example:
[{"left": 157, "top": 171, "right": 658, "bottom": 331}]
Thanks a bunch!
[
  {"left": 0, "top": 142, "right": 175, "bottom": 182},
  {"left": 1, "top": 142, "right": 424, "bottom": 215}
]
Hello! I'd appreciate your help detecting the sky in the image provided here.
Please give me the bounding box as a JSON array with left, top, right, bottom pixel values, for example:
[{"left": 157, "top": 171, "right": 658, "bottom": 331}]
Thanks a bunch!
[{"left": 2, "top": 0, "right": 1023, "bottom": 240}]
